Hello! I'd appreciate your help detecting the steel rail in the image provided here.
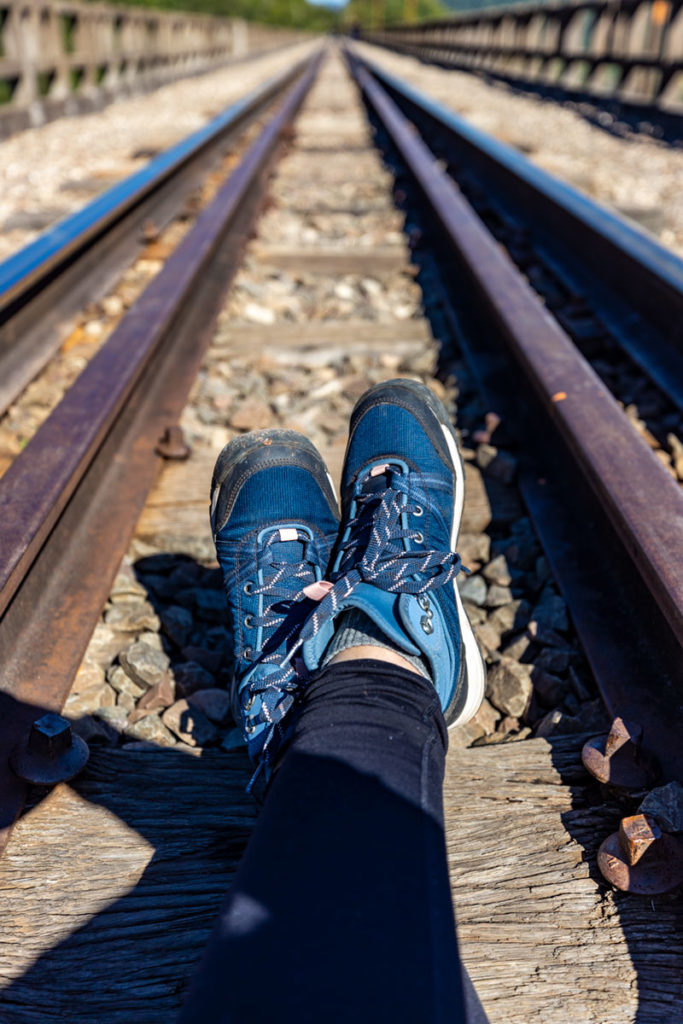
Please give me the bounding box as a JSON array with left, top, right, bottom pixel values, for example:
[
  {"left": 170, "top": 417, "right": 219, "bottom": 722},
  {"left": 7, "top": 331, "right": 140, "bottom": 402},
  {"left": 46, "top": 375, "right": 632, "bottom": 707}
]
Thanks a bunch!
[
  {"left": 0, "top": 52, "right": 313, "bottom": 418},
  {"left": 346, "top": 49, "right": 683, "bottom": 780},
  {"left": 349, "top": 55, "right": 683, "bottom": 412},
  {"left": 0, "top": 48, "right": 325, "bottom": 854}
]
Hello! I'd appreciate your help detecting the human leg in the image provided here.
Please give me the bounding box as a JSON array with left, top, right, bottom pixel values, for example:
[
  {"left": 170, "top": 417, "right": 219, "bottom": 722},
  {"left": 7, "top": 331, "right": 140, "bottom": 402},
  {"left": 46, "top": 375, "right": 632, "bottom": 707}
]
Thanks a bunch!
[
  {"left": 180, "top": 382, "right": 488, "bottom": 1021},
  {"left": 179, "top": 657, "right": 483, "bottom": 1024}
]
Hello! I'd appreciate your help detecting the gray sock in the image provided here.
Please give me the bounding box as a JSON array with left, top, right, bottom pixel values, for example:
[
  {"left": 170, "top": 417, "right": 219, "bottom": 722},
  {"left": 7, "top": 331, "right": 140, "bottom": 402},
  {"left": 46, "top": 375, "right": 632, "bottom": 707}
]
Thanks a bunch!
[{"left": 321, "top": 608, "right": 432, "bottom": 680}]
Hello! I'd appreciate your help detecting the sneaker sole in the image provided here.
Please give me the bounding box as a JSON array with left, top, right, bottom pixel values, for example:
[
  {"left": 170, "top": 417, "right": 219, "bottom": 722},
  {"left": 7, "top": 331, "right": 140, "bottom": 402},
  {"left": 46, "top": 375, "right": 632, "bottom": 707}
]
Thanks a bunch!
[{"left": 349, "top": 379, "right": 486, "bottom": 728}]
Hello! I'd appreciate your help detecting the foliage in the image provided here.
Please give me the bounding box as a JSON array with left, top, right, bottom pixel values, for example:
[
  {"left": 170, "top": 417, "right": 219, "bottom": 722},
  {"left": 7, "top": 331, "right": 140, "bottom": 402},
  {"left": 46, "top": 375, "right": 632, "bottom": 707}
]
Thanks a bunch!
[
  {"left": 439, "top": 0, "right": 528, "bottom": 10},
  {"left": 102, "top": 0, "right": 340, "bottom": 31},
  {"left": 342, "top": 0, "right": 448, "bottom": 30}
]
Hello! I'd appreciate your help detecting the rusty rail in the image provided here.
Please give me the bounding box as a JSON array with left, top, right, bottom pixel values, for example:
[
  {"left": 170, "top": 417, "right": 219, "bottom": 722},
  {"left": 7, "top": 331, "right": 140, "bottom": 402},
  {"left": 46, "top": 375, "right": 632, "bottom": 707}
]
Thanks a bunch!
[
  {"left": 355, "top": 57, "right": 683, "bottom": 411},
  {"left": 346, "top": 47, "right": 683, "bottom": 781},
  {"left": 362, "top": 0, "right": 683, "bottom": 114},
  {"left": 0, "top": 47, "right": 324, "bottom": 854},
  {"left": 0, "top": 55, "right": 311, "bottom": 420}
]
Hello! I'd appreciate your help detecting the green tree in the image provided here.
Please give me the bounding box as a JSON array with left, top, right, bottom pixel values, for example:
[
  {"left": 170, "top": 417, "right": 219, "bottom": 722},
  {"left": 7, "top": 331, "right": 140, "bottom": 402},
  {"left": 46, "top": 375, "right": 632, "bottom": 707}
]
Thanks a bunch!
[{"left": 343, "top": 0, "right": 447, "bottom": 30}]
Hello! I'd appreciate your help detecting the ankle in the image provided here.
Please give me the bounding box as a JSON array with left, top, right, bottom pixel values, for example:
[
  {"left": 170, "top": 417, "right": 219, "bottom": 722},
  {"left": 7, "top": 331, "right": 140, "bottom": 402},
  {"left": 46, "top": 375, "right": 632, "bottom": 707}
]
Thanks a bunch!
[
  {"left": 326, "top": 645, "right": 425, "bottom": 676},
  {"left": 320, "top": 607, "right": 432, "bottom": 681}
]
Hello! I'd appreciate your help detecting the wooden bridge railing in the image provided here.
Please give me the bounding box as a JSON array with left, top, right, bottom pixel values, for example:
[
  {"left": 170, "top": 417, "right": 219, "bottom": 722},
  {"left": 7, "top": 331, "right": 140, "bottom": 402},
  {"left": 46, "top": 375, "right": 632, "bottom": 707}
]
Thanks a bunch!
[
  {"left": 0, "top": 0, "right": 307, "bottom": 133},
  {"left": 362, "top": 0, "right": 683, "bottom": 109}
]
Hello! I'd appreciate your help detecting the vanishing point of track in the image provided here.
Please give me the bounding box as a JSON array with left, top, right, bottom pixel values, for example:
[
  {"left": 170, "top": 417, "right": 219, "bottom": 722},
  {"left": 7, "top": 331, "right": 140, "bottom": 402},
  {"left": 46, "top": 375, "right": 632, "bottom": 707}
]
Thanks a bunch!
[{"left": 0, "top": 41, "right": 681, "bottom": 1024}]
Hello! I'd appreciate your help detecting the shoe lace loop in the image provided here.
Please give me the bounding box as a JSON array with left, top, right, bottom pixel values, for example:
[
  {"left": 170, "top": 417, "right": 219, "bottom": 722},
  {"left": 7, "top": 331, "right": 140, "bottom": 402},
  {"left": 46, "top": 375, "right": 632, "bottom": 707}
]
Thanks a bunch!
[
  {"left": 299, "top": 468, "right": 465, "bottom": 646},
  {"left": 246, "top": 530, "right": 319, "bottom": 635},
  {"left": 239, "top": 529, "right": 327, "bottom": 775}
]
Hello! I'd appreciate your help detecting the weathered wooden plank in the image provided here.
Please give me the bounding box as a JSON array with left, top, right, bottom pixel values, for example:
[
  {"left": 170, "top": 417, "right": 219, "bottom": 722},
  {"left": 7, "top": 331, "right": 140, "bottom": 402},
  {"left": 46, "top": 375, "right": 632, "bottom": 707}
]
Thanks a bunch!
[
  {"left": 0, "top": 749, "right": 254, "bottom": 1023},
  {"left": 444, "top": 738, "right": 683, "bottom": 1024},
  {"left": 212, "top": 320, "right": 432, "bottom": 349},
  {"left": 0, "top": 738, "right": 680, "bottom": 1023},
  {"left": 276, "top": 155, "right": 392, "bottom": 184},
  {"left": 250, "top": 244, "right": 411, "bottom": 275}
]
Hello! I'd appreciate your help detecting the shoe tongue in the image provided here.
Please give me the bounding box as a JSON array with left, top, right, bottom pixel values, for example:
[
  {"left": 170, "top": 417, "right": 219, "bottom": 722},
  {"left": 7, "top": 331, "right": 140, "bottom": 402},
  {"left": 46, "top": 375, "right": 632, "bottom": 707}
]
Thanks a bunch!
[
  {"left": 263, "top": 527, "right": 306, "bottom": 564},
  {"left": 359, "top": 462, "right": 403, "bottom": 497}
]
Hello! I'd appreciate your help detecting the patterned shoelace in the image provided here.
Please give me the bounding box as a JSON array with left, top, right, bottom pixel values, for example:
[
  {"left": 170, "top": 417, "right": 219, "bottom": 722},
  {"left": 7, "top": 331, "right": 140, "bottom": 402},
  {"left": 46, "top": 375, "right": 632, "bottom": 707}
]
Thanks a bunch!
[
  {"left": 244, "top": 471, "right": 466, "bottom": 785},
  {"left": 237, "top": 528, "right": 327, "bottom": 781},
  {"left": 298, "top": 467, "right": 465, "bottom": 648}
]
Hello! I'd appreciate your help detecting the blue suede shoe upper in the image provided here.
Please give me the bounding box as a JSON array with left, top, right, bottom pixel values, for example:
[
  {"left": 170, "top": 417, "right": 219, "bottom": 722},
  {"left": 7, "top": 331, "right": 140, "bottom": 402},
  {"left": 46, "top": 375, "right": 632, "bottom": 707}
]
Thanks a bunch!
[
  {"left": 211, "top": 435, "right": 338, "bottom": 777},
  {"left": 300, "top": 383, "right": 468, "bottom": 717}
]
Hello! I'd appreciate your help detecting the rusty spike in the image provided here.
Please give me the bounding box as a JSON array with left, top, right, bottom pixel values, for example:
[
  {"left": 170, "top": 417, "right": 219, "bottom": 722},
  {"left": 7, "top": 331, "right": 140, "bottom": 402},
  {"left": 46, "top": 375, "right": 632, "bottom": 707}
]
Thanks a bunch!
[
  {"left": 619, "top": 813, "right": 661, "bottom": 866},
  {"left": 604, "top": 716, "right": 642, "bottom": 757},
  {"left": 598, "top": 813, "right": 683, "bottom": 894},
  {"left": 155, "top": 425, "right": 191, "bottom": 461},
  {"left": 581, "top": 715, "right": 651, "bottom": 790}
]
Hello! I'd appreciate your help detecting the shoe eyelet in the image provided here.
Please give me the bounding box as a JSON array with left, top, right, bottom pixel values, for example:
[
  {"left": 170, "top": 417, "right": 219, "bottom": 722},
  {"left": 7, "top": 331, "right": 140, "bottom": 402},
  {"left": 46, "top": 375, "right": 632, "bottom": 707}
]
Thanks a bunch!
[
  {"left": 414, "top": 531, "right": 424, "bottom": 544},
  {"left": 245, "top": 718, "right": 256, "bottom": 734},
  {"left": 420, "top": 616, "right": 434, "bottom": 635},
  {"left": 413, "top": 505, "right": 424, "bottom": 517},
  {"left": 244, "top": 614, "right": 255, "bottom": 628},
  {"left": 243, "top": 647, "right": 253, "bottom": 660},
  {"left": 418, "top": 594, "right": 430, "bottom": 611},
  {"left": 243, "top": 581, "right": 254, "bottom": 595},
  {"left": 244, "top": 694, "right": 255, "bottom": 712}
]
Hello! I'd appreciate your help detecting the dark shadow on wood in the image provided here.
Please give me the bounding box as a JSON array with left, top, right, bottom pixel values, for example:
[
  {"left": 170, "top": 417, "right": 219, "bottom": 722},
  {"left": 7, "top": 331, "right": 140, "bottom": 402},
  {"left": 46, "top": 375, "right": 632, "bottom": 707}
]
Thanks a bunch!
[
  {"left": 546, "top": 738, "right": 683, "bottom": 1023},
  {"left": 0, "top": 692, "right": 255, "bottom": 1022}
]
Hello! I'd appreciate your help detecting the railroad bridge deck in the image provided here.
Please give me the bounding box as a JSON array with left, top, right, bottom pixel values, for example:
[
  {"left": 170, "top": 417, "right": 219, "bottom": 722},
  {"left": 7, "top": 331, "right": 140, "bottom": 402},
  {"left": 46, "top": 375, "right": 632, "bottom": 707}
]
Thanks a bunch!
[{"left": 0, "top": 48, "right": 681, "bottom": 1024}]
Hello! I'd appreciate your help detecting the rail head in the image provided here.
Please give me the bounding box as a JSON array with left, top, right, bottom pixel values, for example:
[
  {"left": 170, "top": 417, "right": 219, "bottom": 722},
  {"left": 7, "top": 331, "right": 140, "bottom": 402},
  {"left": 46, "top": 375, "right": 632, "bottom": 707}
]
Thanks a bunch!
[
  {"left": 0, "top": 56, "right": 313, "bottom": 313},
  {"left": 354, "top": 54, "right": 683, "bottom": 321},
  {"left": 346, "top": 50, "right": 683, "bottom": 650}
]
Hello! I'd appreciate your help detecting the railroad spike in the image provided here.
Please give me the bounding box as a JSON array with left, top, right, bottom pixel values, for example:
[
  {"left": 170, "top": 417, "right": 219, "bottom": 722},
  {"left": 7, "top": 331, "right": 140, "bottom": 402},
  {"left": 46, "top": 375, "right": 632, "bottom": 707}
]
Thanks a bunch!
[
  {"left": 619, "top": 814, "right": 661, "bottom": 866},
  {"left": 581, "top": 716, "right": 653, "bottom": 792},
  {"left": 598, "top": 813, "right": 683, "bottom": 895},
  {"left": 10, "top": 712, "right": 89, "bottom": 787},
  {"left": 155, "top": 425, "right": 192, "bottom": 461}
]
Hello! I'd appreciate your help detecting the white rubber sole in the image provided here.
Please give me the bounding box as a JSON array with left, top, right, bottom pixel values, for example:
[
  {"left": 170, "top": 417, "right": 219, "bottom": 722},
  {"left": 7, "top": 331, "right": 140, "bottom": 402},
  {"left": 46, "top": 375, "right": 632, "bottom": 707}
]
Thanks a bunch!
[{"left": 440, "top": 424, "right": 487, "bottom": 727}]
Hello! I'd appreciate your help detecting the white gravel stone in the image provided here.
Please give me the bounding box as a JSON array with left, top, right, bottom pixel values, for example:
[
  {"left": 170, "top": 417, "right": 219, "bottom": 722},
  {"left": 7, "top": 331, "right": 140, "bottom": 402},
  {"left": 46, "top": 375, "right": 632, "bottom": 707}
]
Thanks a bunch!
[{"left": 0, "top": 42, "right": 317, "bottom": 262}]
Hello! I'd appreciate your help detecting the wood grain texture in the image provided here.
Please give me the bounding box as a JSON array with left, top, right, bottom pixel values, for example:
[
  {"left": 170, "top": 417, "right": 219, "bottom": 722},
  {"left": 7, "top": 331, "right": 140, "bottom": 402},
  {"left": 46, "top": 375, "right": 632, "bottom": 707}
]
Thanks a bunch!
[
  {"left": 445, "top": 738, "right": 683, "bottom": 1024},
  {"left": 250, "top": 244, "right": 411, "bottom": 275},
  {"left": 0, "top": 749, "right": 255, "bottom": 1023},
  {"left": 0, "top": 738, "right": 680, "bottom": 1023}
]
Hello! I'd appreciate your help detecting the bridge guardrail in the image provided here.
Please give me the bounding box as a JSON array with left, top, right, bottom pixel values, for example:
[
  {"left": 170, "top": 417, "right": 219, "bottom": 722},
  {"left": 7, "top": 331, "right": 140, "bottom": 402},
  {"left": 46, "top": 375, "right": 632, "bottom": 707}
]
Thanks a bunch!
[
  {"left": 0, "top": 0, "right": 308, "bottom": 134},
  {"left": 362, "top": 0, "right": 683, "bottom": 111}
]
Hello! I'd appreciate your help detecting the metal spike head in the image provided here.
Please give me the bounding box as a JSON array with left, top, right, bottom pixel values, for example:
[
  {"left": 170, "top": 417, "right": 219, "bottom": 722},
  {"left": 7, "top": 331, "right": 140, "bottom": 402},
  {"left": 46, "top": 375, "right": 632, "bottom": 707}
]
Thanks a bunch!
[
  {"left": 619, "top": 814, "right": 661, "bottom": 866},
  {"left": 581, "top": 716, "right": 650, "bottom": 790},
  {"left": 604, "top": 717, "right": 642, "bottom": 758},
  {"left": 155, "top": 426, "right": 191, "bottom": 461},
  {"left": 10, "top": 713, "right": 89, "bottom": 786},
  {"left": 598, "top": 813, "right": 683, "bottom": 894}
]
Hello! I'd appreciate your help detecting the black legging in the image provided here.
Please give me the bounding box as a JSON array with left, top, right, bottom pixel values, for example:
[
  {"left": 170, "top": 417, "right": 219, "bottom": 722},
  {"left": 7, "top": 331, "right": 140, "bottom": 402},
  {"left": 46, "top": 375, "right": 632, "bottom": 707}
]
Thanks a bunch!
[{"left": 179, "top": 659, "right": 488, "bottom": 1023}]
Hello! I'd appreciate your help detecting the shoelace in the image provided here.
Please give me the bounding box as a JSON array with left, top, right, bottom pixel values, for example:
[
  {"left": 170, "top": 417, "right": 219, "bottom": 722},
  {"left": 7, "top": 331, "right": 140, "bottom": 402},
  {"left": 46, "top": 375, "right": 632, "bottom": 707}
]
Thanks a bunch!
[
  {"left": 244, "top": 471, "right": 465, "bottom": 785},
  {"left": 238, "top": 529, "right": 327, "bottom": 780},
  {"left": 298, "top": 468, "right": 465, "bottom": 648},
  {"left": 244, "top": 529, "right": 320, "bottom": 645}
]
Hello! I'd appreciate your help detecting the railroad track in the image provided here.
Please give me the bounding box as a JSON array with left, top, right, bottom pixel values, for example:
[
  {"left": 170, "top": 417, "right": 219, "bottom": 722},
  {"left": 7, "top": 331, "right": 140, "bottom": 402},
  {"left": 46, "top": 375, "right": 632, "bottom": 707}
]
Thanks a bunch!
[
  {"left": 0, "top": 52, "right": 314, "bottom": 423},
  {"left": 346, "top": 48, "right": 683, "bottom": 781},
  {"left": 0, "top": 44, "right": 681, "bottom": 1023}
]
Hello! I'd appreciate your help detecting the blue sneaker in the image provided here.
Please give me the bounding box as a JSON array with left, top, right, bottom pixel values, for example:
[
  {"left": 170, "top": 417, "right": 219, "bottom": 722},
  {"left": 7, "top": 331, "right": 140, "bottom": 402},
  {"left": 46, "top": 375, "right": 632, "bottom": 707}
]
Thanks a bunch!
[
  {"left": 210, "top": 429, "right": 339, "bottom": 775},
  {"left": 301, "top": 379, "right": 486, "bottom": 726}
]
